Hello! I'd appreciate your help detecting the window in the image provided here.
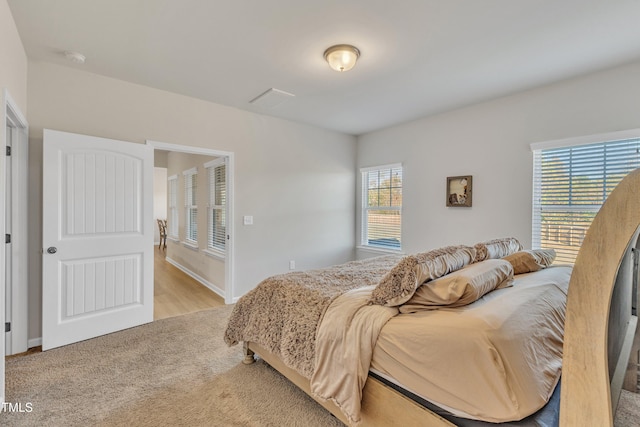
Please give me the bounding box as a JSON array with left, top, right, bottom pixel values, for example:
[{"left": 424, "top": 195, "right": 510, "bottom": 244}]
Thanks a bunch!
[
  {"left": 205, "top": 158, "right": 226, "bottom": 255},
  {"left": 532, "top": 134, "right": 640, "bottom": 264},
  {"left": 167, "top": 175, "right": 178, "bottom": 238},
  {"left": 361, "top": 164, "right": 402, "bottom": 250},
  {"left": 183, "top": 168, "right": 198, "bottom": 244}
]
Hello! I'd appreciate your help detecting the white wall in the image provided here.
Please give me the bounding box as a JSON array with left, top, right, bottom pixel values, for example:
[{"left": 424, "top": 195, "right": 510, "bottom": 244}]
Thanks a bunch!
[
  {"left": 0, "top": 0, "right": 27, "bottom": 113},
  {"left": 357, "top": 60, "right": 640, "bottom": 258},
  {"left": 26, "top": 61, "right": 357, "bottom": 340},
  {"left": 153, "top": 167, "right": 167, "bottom": 244}
]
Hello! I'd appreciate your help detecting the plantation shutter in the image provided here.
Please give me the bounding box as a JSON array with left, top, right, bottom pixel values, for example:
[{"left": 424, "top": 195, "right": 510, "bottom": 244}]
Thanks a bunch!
[
  {"left": 206, "top": 158, "right": 226, "bottom": 253},
  {"left": 183, "top": 168, "right": 197, "bottom": 243},
  {"left": 532, "top": 137, "right": 640, "bottom": 264},
  {"left": 361, "top": 164, "right": 403, "bottom": 250},
  {"left": 167, "top": 175, "right": 178, "bottom": 238}
]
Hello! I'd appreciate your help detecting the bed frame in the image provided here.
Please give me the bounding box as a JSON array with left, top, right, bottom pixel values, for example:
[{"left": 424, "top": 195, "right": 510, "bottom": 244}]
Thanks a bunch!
[{"left": 243, "top": 168, "right": 640, "bottom": 426}]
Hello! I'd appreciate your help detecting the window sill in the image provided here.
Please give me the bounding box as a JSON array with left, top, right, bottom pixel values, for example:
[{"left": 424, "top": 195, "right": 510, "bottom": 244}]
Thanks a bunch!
[
  {"left": 182, "top": 241, "right": 199, "bottom": 251},
  {"left": 203, "top": 248, "right": 225, "bottom": 260},
  {"left": 356, "top": 245, "right": 404, "bottom": 255}
]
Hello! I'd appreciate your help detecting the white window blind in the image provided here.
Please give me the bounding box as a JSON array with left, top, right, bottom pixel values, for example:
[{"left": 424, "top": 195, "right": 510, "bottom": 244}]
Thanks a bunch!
[
  {"left": 167, "top": 175, "right": 178, "bottom": 238},
  {"left": 532, "top": 137, "right": 640, "bottom": 264},
  {"left": 183, "top": 168, "right": 198, "bottom": 244},
  {"left": 361, "top": 164, "right": 402, "bottom": 250},
  {"left": 205, "top": 158, "right": 226, "bottom": 255}
]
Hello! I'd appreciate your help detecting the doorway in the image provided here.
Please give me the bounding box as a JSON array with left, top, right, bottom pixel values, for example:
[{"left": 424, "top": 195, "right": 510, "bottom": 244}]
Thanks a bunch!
[{"left": 147, "top": 140, "right": 234, "bottom": 305}]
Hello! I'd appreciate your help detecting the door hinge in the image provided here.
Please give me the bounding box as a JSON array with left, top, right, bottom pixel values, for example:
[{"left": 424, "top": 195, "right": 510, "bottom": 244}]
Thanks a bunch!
[
  {"left": 5, "top": 322, "right": 10, "bottom": 333},
  {"left": 6, "top": 146, "right": 11, "bottom": 156},
  {"left": 5, "top": 234, "right": 10, "bottom": 244}
]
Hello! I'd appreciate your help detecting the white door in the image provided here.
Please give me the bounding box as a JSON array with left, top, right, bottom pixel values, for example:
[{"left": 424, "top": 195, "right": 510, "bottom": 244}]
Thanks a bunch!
[{"left": 42, "top": 129, "right": 154, "bottom": 350}]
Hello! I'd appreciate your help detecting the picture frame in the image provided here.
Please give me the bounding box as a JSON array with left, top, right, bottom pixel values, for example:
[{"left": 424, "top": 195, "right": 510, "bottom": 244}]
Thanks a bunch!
[{"left": 446, "top": 175, "right": 472, "bottom": 207}]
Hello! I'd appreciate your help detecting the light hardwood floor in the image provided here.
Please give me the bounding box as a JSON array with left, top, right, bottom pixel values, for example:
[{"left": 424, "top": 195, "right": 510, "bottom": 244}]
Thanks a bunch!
[{"left": 154, "top": 246, "right": 225, "bottom": 320}]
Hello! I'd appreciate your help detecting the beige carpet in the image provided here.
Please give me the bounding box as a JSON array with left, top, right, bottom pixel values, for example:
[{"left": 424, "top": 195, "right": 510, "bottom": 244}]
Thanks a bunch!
[
  {"left": 4, "top": 305, "right": 640, "bottom": 426},
  {"left": 5, "top": 305, "right": 341, "bottom": 427},
  {"left": 616, "top": 389, "right": 640, "bottom": 427}
]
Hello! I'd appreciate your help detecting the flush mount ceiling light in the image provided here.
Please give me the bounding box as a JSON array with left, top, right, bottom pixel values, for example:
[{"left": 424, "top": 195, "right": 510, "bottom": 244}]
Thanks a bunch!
[
  {"left": 64, "top": 51, "right": 86, "bottom": 64},
  {"left": 323, "top": 44, "right": 360, "bottom": 72}
]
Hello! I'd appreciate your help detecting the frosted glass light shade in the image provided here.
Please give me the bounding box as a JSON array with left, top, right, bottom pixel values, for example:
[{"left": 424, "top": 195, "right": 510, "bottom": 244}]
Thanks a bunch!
[{"left": 324, "top": 44, "right": 360, "bottom": 72}]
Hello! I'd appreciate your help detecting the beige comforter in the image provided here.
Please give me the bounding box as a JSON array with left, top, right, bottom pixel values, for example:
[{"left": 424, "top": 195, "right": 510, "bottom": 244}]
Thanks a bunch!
[
  {"left": 314, "top": 265, "right": 570, "bottom": 424},
  {"left": 380, "top": 266, "right": 570, "bottom": 422}
]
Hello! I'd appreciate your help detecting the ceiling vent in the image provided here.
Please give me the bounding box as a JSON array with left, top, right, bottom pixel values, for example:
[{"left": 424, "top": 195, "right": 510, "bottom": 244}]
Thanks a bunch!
[
  {"left": 249, "top": 88, "right": 295, "bottom": 109},
  {"left": 64, "top": 51, "right": 86, "bottom": 64}
]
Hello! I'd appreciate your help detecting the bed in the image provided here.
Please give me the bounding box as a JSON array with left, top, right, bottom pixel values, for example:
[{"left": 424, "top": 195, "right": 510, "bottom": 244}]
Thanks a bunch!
[{"left": 224, "top": 168, "right": 640, "bottom": 426}]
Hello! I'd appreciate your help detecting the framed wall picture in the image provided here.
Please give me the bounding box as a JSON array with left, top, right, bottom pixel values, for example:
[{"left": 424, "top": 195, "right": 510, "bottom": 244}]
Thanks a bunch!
[{"left": 446, "top": 175, "right": 472, "bottom": 207}]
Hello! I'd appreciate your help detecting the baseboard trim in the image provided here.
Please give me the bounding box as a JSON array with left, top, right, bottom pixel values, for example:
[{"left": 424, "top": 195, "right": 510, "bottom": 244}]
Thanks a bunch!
[
  {"left": 165, "top": 257, "right": 226, "bottom": 300},
  {"left": 28, "top": 337, "right": 42, "bottom": 349}
]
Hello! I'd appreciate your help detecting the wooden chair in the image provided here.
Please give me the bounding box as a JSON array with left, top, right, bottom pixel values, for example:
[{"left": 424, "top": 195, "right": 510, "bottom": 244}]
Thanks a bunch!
[{"left": 157, "top": 219, "right": 167, "bottom": 250}]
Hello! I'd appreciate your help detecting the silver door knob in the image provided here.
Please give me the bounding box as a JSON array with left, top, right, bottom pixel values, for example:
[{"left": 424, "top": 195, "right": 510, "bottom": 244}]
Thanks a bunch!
[{"left": 46, "top": 247, "right": 57, "bottom": 254}]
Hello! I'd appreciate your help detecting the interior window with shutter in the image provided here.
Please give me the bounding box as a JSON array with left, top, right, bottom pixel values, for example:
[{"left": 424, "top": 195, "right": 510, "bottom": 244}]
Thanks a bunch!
[
  {"left": 183, "top": 168, "right": 198, "bottom": 245},
  {"left": 205, "top": 158, "right": 226, "bottom": 256},
  {"left": 167, "top": 175, "right": 178, "bottom": 238},
  {"left": 361, "top": 164, "right": 403, "bottom": 250},
  {"left": 532, "top": 135, "right": 640, "bottom": 264}
]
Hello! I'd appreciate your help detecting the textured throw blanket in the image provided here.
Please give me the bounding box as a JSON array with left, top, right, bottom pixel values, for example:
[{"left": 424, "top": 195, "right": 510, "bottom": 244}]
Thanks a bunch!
[{"left": 223, "top": 255, "right": 402, "bottom": 378}]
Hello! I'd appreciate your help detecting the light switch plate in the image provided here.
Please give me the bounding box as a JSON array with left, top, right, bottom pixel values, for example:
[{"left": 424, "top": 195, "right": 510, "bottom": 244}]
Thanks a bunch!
[{"left": 243, "top": 215, "right": 253, "bottom": 225}]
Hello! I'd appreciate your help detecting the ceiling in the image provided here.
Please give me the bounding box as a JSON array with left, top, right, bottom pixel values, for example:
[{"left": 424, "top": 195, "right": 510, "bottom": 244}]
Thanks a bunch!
[{"left": 8, "top": 0, "right": 640, "bottom": 135}]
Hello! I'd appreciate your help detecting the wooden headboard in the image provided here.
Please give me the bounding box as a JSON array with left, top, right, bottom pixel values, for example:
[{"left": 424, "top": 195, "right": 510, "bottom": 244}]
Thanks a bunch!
[{"left": 560, "top": 168, "right": 640, "bottom": 426}]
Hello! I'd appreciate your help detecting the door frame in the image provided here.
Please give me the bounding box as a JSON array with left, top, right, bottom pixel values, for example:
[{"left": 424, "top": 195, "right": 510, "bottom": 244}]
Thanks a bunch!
[
  {"left": 146, "top": 140, "right": 235, "bottom": 304},
  {"left": 2, "top": 89, "right": 29, "bottom": 356},
  {"left": 1, "top": 89, "right": 28, "bottom": 404}
]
